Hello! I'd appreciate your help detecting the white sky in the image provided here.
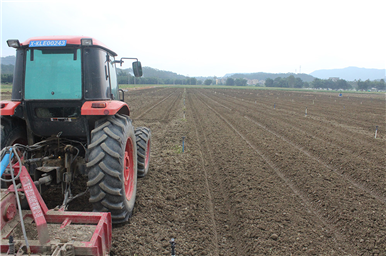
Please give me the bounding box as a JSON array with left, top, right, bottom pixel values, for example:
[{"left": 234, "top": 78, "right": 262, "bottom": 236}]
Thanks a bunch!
[{"left": 1, "top": 0, "right": 384, "bottom": 77}]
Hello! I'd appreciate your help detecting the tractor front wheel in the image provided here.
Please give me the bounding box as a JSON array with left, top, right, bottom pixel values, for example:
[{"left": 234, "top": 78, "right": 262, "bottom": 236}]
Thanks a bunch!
[
  {"left": 87, "top": 114, "right": 137, "bottom": 223},
  {"left": 1, "top": 117, "right": 27, "bottom": 149},
  {"left": 1, "top": 117, "right": 27, "bottom": 189},
  {"left": 135, "top": 127, "right": 151, "bottom": 178}
]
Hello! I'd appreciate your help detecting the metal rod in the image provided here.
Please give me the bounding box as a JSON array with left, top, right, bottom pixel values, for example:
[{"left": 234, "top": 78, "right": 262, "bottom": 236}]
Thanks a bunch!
[
  {"left": 22, "top": 154, "right": 54, "bottom": 164},
  {"left": 170, "top": 238, "right": 176, "bottom": 256}
]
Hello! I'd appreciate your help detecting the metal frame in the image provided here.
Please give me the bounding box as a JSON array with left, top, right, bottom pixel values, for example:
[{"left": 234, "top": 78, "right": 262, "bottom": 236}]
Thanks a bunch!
[{"left": 0, "top": 165, "right": 112, "bottom": 255}]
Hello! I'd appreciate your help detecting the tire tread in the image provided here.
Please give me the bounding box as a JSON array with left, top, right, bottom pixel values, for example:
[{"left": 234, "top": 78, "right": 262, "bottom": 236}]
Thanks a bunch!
[{"left": 87, "top": 115, "right": 137, "bottom": 223}]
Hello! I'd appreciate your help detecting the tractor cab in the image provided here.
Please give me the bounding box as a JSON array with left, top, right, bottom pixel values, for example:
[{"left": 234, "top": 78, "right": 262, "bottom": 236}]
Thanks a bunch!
[{"left": 5, "top": 36, "right": 142, "bottom": 141}]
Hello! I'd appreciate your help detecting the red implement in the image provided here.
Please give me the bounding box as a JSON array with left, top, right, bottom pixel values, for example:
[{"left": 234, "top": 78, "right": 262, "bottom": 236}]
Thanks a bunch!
[{"left": 0, "top": 165, "right": 112, "bottom": 255}]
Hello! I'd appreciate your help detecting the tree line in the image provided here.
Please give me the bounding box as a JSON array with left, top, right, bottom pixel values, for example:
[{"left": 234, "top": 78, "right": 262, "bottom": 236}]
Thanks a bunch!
[
  {"left": 1, "top": 64, "right": 14, "bottom": 84},
  {"left": 118, "top": 72, "right": 202, "bottom": 85},
  {"left": 264, "top": 75, "right": 385, "bottom": 90},
  {"left": 357, "top": 79, "right": 385, "bottom": 90},
  {"left": 117, "top": 75, "right": 249, "bottom": 86},
  {"left": 1, "top": 74, "right": 13, "bottom": 84},
  {"left": 223, "top": 78, "right": 247, "bottom": 86},
  {"left": 311, "top": 78, "right": 385, "bottom": 90},
  {"left": 311, "top": 78, "right": 351, "bottom": 90},
  {"left": 117, "top": 68, "right": 201, "bottom": 85},
  {"left": 229, "top": 72, "right": 315, "bottom": 82},
  {"left": 265, "top": 75, "right": 308, "bottom": 88}
]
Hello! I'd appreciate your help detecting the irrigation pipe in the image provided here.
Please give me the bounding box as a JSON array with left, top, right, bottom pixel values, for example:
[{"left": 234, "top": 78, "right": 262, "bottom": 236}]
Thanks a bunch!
[{"left": 1, "top": 146, "right": 31, "bottom": 254}]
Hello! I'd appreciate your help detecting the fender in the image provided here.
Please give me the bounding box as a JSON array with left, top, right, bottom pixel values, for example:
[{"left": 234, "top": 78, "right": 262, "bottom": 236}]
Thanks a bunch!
[
  {"left": 0, "top": 101, "right": 21, "bottom": 116},
  {"left": 81, "top": 101, "right": 130, "bottom": 116}
]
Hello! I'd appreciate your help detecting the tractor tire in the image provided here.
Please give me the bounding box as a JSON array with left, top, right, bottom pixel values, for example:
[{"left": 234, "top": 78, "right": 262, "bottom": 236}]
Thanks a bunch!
[
  {"left": 135, "top": 127, "right": 151, "bottom": 178},
  {"left": 86, "top": 114, "right": 137, "bottom": 223},
  {"left": 1, "top": 117, "right": 27, "bottom": 189},
  {"left": 1, "top": 117, "right": 27, "bottom": 150}
]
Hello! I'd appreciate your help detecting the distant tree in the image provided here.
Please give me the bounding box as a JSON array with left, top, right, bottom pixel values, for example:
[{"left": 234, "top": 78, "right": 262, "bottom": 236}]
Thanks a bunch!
[
  {"left": 273, "top": 77, "right": 287, "bottom": 87},
  {"left": 1, "top": 74, "right": 13, "bottom": 84},
  {"left": 375, "top": 79, "right": 385, "bottom": 90},
  {"left": 325, "top": 79, "right": 335, "bottom": 89},
  {"left": 312, "top": 78, "right": 324, "bottom": 88},
  {"left": 204, "top": 79, "right": 213, "bottom": 85},
  {"left": 0, "top": 64, "right": 14, "bottom": 75},
  {"left": 357, "top": 79, "right": 371, "bottom": 90},
  {"left": 336, "top": 79, "right": 350, "bottom": 89},
  {"left": 265, "top": 78, "right": 273, "bottom": 87},
  {"left": 287, "top": 75, "right": 296, "bottom": 88},
  {"left": 226, "top": 78, "right": 235, "bottom": 86},
  {"left": 118, "top": 74, "right": 130, "bottom": 84},
  {"left": 164, "top": 78, "right": 173, "bottom": 84},
  {"left": 294, "top": 77, "right": 303, "bottom": 88},
  {"left": 235, "top": 78, "right": 247, "bottom": 86},
  {"left": 187, "top": 77, "right": 197, "bottom": 85},
  {"left": 197, "top": 80, "right": 202, "bottom": 85}
]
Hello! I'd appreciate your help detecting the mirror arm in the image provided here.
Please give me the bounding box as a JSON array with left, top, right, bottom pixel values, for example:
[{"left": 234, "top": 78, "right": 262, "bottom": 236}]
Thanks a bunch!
[
  {"left": 118, "top": 57, "right": 138, "bottom": 67},
  {"left": 112, "top": 60, "right": 123, "bottom": 65}
]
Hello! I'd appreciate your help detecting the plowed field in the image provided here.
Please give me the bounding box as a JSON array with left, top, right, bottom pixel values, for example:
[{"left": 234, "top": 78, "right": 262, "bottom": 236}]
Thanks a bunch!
[
  {"left": 111, "top": 88, "right": 386, "bottom": 255},
  {"left": 3, "top": 87, "right": 385, "bottom": 255}
]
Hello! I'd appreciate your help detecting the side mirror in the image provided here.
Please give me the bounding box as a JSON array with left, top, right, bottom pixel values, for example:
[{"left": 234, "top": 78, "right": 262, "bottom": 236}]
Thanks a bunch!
[{"left": 132, "top": 61, "right": 143, "bottom": 77}]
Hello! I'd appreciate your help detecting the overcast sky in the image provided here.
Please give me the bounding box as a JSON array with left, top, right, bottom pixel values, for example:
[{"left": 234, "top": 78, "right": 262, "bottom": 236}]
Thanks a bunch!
[{"left": 1, "top": 0, "right": 384, "bottom": 77}]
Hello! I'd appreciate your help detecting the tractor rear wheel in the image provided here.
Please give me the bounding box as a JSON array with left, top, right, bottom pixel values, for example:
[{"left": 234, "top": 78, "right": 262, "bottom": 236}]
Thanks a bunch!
[
  {"left": 135, "top": 127, "right": 151, "bottom": 178},
  {"left": 86, "top": 114, "right": 137, "bottom": 223}
]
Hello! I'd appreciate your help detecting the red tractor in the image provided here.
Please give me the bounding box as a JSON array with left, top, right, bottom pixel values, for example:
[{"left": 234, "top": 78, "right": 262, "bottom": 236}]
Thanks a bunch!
[
  {"left": 0, "top": 36, "right": 151, "bottom": 255},
  {"left": 0, "top": 36, "right": 151, "bottom": 254}
]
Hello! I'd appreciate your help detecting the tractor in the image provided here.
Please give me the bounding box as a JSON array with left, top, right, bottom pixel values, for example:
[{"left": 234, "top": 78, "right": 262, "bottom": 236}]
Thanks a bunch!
[
  {"left": 0, "top": 36, "right": 152, "bottom": 221},
  {"left": 0, "top": 36, "right": 151, "bottom": 254},
  {"left": 0, "top": 36, "right": 151, "bottom": 255}
]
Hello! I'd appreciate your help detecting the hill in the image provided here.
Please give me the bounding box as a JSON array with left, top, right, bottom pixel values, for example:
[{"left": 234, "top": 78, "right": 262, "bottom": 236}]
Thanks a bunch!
[
  {"left": 1, "top": 56, "right": 16, "bottom": 75},
  {"left": 1, "top": 56, "right": 16, "bottom": 65},
  {"left": 118, "top": 66, "right": 187, "bottom": 80},
  {"left": 142, "top": 67, "right": 187, "bottom": 80},
  {"left": 1, "top": 64, "right": 14, "bottom": 74},
  {"left": 3, "top": 55, "right": 383, "bottom": 82},
  {"left": 310, "top": 67, "right": 385, "bottom": 81}
]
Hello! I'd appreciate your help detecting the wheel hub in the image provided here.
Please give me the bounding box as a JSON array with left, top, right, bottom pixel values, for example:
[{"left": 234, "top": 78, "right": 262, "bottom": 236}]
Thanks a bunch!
[{"left": 124, "top": 138, "right": 135, "bottom": 200}]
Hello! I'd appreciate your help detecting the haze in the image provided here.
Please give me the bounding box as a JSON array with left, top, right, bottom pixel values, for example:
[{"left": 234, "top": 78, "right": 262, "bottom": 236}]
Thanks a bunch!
[{"left": 1, "top": 0, "right": 384, "bottom": 77}]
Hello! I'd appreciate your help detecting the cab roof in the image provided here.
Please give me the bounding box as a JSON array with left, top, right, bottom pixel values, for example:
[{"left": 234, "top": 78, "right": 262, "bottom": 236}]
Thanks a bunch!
[{"left": 21, "top": 36, "right": 117, "bottom": 56}]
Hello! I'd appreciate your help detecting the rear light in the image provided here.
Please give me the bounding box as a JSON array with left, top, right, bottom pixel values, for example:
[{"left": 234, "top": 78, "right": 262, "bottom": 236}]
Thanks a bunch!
[
  {"left": 91, "top": 102, "right": 106, "bottom": 108},
  {"left": 7, "top": 39, "right": 20, "bottom": 48},
  {"left": 81, "top": 38, "right": 93, "bottom": 46},
  {"left": 1, "top": 103, "right": 6, "bottom": 109}
]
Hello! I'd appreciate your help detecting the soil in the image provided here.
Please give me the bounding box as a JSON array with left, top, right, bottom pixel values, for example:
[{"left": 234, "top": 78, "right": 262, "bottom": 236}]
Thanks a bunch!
[
  {"left": 11, "top": 216, "right": 94, "bottom": 242},
  {"left": 3, "top": 88, "right": 385, "bottom": 255},
  {"left": 111, "top": 88, "right": 386, "bottom": 255}
]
